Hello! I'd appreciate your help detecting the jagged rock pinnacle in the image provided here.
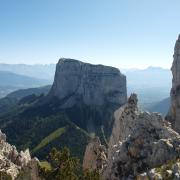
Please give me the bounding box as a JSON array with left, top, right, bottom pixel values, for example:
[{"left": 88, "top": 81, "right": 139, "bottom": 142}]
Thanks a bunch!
[
  {"left": 104, "top": 93, "right": 180, "bottom": 179},
  {"left": 128, "top": 93, "right": 138, "bottom": 108}
]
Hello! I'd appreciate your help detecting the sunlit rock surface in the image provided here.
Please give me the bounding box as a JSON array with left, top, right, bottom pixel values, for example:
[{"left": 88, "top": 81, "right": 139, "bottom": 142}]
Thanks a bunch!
[
  {"left": 0, "top": 130, "right": 40, "bottom": 180},
  {"left": 104, "top": 94, "right": 180, "bottom": 179}
]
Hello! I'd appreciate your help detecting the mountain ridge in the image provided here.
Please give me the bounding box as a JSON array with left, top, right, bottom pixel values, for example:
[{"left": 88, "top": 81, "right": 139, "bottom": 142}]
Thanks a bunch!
[{"left": 0, "top": 71, "right": 51, "bottom": 98}]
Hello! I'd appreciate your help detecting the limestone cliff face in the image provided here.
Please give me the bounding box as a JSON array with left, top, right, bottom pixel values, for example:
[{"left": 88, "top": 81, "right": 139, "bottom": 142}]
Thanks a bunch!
[
  {"left": 0, "top": 130, "right": 40, "bottom": 180},
  {"left": 49, "top": 58, "right": 127, "bottom": 108},
  {"left": 48, "top": 58, "right": 127, "bottom": 135},
  {"left": 168, "top": 35, "right": 180, "bottom": 133}
]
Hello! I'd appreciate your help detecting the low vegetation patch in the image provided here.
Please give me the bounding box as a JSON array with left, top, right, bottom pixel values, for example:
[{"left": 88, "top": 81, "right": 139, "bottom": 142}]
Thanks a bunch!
[
  {"left": 39, "top": 147, "right": 100, "bottom": 180},
  {"left": 33, "top": 127, "right": 66, "bottom": 152}
]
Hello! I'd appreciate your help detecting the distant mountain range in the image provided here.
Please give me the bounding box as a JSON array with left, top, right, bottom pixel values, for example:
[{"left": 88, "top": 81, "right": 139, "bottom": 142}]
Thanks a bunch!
[
  {"left": 122, "top": 66, "right": 171, "bottom": 111},
  {"left": 146, "top": 97, "right": 170, "bottom": 116},
  {"left": 0, "top": 85, "right": 51, "bottom": 116},
  {"left": 0, "top": 71, "right": 51, "bottom": 98},
  {"left": 0, "top": 63, "right": 56, "bottom": 80},
  {"left": 123, "top": 66, "right": 171, "bottom": 88},
  {"left": 0, "top": 71, "right": 51, "bottom": 87}
]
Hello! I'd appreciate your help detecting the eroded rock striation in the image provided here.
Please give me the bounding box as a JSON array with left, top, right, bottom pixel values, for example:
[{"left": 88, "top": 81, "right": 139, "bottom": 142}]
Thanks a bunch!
[
  {"left": 48, "top": 58, "right": 127, "bottom": 135},
  {"left": 0, "top": 130, "right": 40, "bottom": 180},
  {"left": 167, "top": 35, "right": 180, "bottom": 133},
  {"left": 49, "top": 58, "right": 127, "bottom": 108}
]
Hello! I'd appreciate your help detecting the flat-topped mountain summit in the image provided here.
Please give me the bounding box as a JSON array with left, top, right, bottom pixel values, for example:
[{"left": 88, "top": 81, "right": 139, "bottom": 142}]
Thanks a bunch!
[
  {"left": 47, "top": 58, "right": 127, "bottom": 136},
  {"left": 49, "top": 58, "right": 127, "bottom": 108}
]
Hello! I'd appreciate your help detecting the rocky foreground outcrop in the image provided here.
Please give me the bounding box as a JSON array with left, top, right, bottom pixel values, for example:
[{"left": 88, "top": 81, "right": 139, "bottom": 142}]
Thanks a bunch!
[
  {"left": 83, "top": 137, "right": 107, "bottom": 173},
  {"left": 84, "top": 94, "right": 180, "bottom": 179},
  {"left": 167, "top": 35, "right": 180, "bottom": 133},
  {"left": 0, "top": 130, "right": 40, "bottom": 180},
  {"left": 104, "top": 94, "right": 180, "bottom": 179}
]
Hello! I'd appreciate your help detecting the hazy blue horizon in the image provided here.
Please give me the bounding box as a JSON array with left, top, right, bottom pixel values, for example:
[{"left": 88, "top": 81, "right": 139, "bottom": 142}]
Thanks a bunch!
[
  {"left": 0, "top": 62, "right": 172, "bottom": 71},
  {"left": 0, "top": 0, "right": 180, "bottom": 68}
]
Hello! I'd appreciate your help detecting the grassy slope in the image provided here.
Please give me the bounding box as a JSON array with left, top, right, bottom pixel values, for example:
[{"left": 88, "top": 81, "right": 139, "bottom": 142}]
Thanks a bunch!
[
  {"left": 1, "top": 108, "right": 90, "bottom": 160},
  {"left": 0, "top": 93, "right": 114, "bottom": 161},
  {"left": 33, "top": 127, "right": 66, "bottom": 153},
  {"left": 39, "top": 161, "right": 52, "bottom": 171}
]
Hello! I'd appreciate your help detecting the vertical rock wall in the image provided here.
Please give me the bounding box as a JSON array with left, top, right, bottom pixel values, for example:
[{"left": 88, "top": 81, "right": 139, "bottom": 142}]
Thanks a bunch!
[{"left": 168, "top": 35, "right": 180, "bottom": 133}]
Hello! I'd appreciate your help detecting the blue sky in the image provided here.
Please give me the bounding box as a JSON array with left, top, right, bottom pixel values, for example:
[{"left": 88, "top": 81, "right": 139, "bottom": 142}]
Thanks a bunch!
[{"left": 0, "top": 0, "right": 180, "bottom": 68}]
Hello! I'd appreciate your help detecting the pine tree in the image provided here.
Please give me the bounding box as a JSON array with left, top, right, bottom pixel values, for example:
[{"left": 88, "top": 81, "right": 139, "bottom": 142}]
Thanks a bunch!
[{"left": 39, "top": 147, "right": 100, "bottom": 180}]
